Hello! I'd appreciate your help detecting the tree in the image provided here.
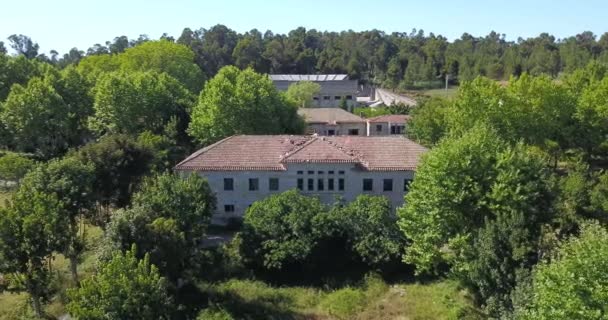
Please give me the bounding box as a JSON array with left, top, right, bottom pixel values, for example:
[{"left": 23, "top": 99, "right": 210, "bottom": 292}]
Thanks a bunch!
[
  {"left": 240, "top": 190, "right": 326, "bottom": 270},
  {"left": 67, "top": 245, "right": 173, "bottom": 319},
  {"left": 0, "top": 192, "right": 69, "bottom": 318},
  {"left": 0, "top": 152, "right": 35, "bottom": 185},
  {"left": 71, "top": 134, "right": 152, "bottom": 224},
  {"left": 398, "top": 126, "right": 553, "bottom": 273},
  {"left": 336, "top": 195, "right": 405, "bottom": 265},
  {"left": 1, "top": 77, "right": 74, "bottom": 158},
  {"left": 517, "top": 222, "right": 608, "bottom": 320},
  {"left": 88, "top": 71, "right": 195, "bottom": 137},
  {"left": 285, "top": 81, "right": 321, "bottom": 107},
  {"left": 407, "top": 97, "right": 451, "bottom": 146},
  {"left": 7, "top": 34, "right": 39, "bottom": 59},
  {"left": 101, "top": 173, "right": 215, "bottom": 280},
  {"left": 188, "top": 66, "right": 304, "bottom": 145},
  {"left": 18, "top": 157, "right": 95, "bottom": 284}
]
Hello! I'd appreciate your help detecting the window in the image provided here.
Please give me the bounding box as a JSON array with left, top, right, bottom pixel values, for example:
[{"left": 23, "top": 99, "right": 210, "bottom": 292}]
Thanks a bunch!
[
  {"left": 308, "top": 178, "right": 314, "bottom": 191},
  {"left": 224, "top": 204, "right": 235, "bottom": 213},
  {"left": 348, "top": 129, "right": 359, "bottom": 135},
  {"left": 318, "top": 171, "right": 324, "bottom": 174},
  {"left": 269, "top": 178, "right": 279, "bottom": 191},
  {"left": 376, "top": 124, "right": 383, "bottom": 132},
  {"left": 307, "top": 170, "right": 314, "bottom": 174},
  {"left": 335, "top": 95, "right": 341, "bottom": 100},
  {"left": 318, "top": 178, "right": 324, "bottom": 191},
  {"left": 391, "top": 125, "right": 405, "bottom": 134},
  {"left": 328, "top": 171, "right": 334, "bottom": 174},
  {"left": 223, "top": 178, "right": 234, "bottom": 191},
  {"left": 346, "top": 95, "right": 353, "bottom": 100},
  {"left": 323, "top": 95, "right": 330, "bottom": 100},
  {"left": 248, "top": 178, "right": 259, "bottom": 191},
  {"left": 404, "top": 179, "right": 412, "bottom": 192},
  {"left": 338, "top": 178, "right": 345, "bottom": 191},
  {"left": 327, "top": 129, "right": 335, "bottom": 136},
  {"left": 313, "top": 96, "right": 319, "bottom": 100},
  {"left": 338, "top": 170, "right": 345, "bottom": 175},
  {"left": 363, "top": 178, "right": 373, "bottom": 191},
  {"left": 297, "top": 171, "right": 303, "bottom": 175},
  {"left": 328, "top": 178, "right": 334, "bottom": 191},
  {"left": 297, "top": 178, "right": 304, "bottom": 190},
  {"left": 383, "top": 179, "right": 393, "bottom": 191}
]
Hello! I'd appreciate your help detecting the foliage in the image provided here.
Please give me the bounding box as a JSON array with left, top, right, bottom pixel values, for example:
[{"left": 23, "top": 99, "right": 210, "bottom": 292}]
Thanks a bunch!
[
  {"left": 66, "top": 245, "right": 173, "bottom": 319},
  {"left": 0, "top": 152, "right": 35, "bottom": 183},
  {"left": 407, "top": 97, "right": 451, "bottom": 146},
  {"left": 102, "top": 173, "right": 215, "bottom": 280},
  {"left": 89, "top": 70, "right": 195, "bottom": 137},
  {"left": 188, "top": 66, "right": 304, "bottom": 145},
  {"left": 0, "top": 191, "right": 69, "bottom": 317},
  {"left": 517, "top": 222, "right": 608, "bottom": 319},
  {"left": 71, "top": 134, "right": 152, "bottom": 217},
  {"left": 285, "top": 81, "right": 321, "bottom": 107},
  {"left": 240, "top": 189, "right": 325, "bottom": 270},
  {"left": 320, "top": 287, "right": 366, "bottom": 319}
]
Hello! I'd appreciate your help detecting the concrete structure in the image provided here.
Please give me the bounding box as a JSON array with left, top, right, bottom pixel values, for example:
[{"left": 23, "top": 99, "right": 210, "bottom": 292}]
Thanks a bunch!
[
  {"left": 366, "top": 115, "right": 411, "bottom": 136},
  {"left": 297, "top": 108, "right": 367, "bottom": 136},
  {"left": 175, "top": 135, "right": 427, "bottom": 224},
  {"left": 269, "top": 74, "right": 359, "bottom": 108}
]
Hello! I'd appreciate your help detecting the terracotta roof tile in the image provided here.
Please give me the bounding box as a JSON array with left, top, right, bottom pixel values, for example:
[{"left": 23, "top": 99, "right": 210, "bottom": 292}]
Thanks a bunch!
[
  {"left": 175, "top": 135, "right": 427, "bottom": 171},
  {"left": 367, "top": 114, "right": 411, "bottom": 123}
]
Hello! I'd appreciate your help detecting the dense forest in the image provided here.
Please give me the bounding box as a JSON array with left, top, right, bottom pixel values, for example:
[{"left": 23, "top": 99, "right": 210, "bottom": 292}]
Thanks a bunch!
[
  {"left": 3, "top": 25, "right": 608, "bottom": 89},
  {"left": 1, "top": 25, "right": 608, "bottom": 319}
]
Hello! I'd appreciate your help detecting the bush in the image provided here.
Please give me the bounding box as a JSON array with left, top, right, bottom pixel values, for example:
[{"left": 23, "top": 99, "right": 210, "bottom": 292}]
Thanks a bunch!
[
  {"left": 320, "top": 287, "right": 366, "bottom": 319},
  {"left": 197, "top": 307, "right": 234, "bottom": 320}
]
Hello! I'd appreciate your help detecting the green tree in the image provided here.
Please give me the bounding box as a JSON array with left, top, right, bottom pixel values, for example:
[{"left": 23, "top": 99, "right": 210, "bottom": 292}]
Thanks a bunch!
[
  {"left": 71, "top": 134, "right": 152, "bottom": 224},
  {"left": 102, "top": 173, "right": 215, "bottom": 280},
  {"left": 0, "top": 192, "right": 69, "bottom": 318},
  {"left": 0, "top": 152, "right": 35, "bottom": 185},
  {"left": 19, "top": 157, "right": 95, "bottom": 284},
  {"left": 1, "top": 77, "right": 75, "bottom": 158},
  {"left": 517, "top": 222, "right": 608, "bottom": 320},
  {"left": 285, "top": 81, "right": 321, "bottom": 108},
  {"left": 7, "top": 34, "right": 39, "bottom": 59},
  {"left": 407, "top": 97, "right": 451, "bottom": 146},
  {"left": 336, "top": 195, "right": 405, "bottom": 265},
  {"left": 66, "top": 245, "right": 173, "bottom": 320},
  {"left": 188, "top": 66, "right": 304, "bottom": 145},
  {"left": 88, "top": 70, "right": 195, "bottom": 137},
  {"left": 240, "top": 190, "right": 326, "bottom": 270}
]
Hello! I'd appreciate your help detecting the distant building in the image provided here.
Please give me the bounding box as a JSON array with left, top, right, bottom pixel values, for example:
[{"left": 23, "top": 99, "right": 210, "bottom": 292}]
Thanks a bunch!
[
  {"left": 175, "top": 135, "right": 427, "bottom": 224},
  {"left": 297, "top": 108, "right": 367, "bottom": 136},
  {"left": 269, "top": 74, "right": 358, "bottom": 108},
  {"left": 298, "top": 108, "right": 411, "bottom": 137},
  {"left": 366, "top": 115, "right": 411, "bottom": 136}
]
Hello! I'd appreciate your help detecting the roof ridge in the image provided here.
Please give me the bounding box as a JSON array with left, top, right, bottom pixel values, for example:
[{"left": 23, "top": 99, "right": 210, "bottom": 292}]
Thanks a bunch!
[
  {"left": 326, "top": 137, "right": 369, "bottom": 168},
  {"left": 279, "top": 136, "right": 319, "bottom": 162},
  {"left": 174, "top": 135, "right": 237, "bottom": 169}
]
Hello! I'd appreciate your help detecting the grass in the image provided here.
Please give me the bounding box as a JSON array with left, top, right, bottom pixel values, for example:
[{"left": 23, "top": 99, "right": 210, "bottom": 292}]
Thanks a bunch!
[
  {"left": 421, "top": 86, "right": 459, "bottom": 99},
  {"left": 199, "top": 275, "right": 483, "bottom": 320},
  {"left": 0, "top": 223, "right": 103, "bottom": 319}
]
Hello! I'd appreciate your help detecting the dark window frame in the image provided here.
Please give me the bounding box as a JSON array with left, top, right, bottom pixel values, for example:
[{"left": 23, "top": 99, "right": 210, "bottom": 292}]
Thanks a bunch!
[
  {"left": 383, "top": 179, "right": 393, "bottom": 192},
  {"left": 363, "top": 178, "right": 373, "bottom": 191},
  {"left": 307, "top": 178, "right": 314, "bottom": 191},
  {"left": 224, "top": 204, "right": 235, "bottom": 213},
  {"left": 328, "top": 178, "right": 334, "bottom": 191},
  {"left": 269, "top": 178, "right": 279, "bottom": 191},
  {"left": 404, "top": 179, "right": 412, "bottom": 192},
  {"left": 297, "top": 178, "right": 304, "bottom": 190},
  {"left": 338, "top": 178, "right": 345, "bottom": 191},
  {"left": 223, "top": 178, "right": 234, "bottom": 191},
  {"left": 248, "top": 178, "right": 259, "bottom": 191}
]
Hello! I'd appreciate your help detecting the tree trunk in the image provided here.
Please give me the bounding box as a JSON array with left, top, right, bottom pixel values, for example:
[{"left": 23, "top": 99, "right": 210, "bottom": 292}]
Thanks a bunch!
[
  {"left": 31, "top": 293, "right": 44, "bottom": 319},
  {"left": 69, "top": 255, "right": 79, "bottom": 285}
]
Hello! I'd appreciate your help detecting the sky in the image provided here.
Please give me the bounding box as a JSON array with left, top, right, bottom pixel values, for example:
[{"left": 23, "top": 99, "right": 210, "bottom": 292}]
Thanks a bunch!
[{"left": 1, "top": 0, "right": 607, "bottom": 55}]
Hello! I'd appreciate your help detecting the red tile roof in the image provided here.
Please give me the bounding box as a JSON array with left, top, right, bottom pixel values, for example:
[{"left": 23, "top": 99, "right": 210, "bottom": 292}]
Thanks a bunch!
[
  {"left": 175, "top": 135, "right": 427, "bottom": 171},
  {"left": 367, "top": 114, "right": 411, "bottom": 123}
]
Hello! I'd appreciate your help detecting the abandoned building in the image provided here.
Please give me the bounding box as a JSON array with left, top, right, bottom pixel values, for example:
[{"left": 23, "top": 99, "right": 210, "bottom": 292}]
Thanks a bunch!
[{"left": 269, "top": 74, "right": 359, "bottom": 108}]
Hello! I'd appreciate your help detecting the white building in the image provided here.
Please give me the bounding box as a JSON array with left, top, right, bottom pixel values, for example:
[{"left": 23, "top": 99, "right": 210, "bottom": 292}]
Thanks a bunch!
[
  {"left": 366, "top": 114, "right": 411, "bottom": 136},
  {"left": 297, "top": 108, "right": 367, "bottom": 136},
  {"left": 175, "top": 135, "right": 427, "bottom": 224},
  {"left": 269, "top": 74, "right": 359, "bottom": 108}
]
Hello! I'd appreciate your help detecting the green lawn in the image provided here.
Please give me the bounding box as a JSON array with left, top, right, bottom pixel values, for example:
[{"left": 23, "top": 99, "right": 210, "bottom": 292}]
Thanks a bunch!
[{"left": 422, "top": 86, "right": 459, "bottom": 99}]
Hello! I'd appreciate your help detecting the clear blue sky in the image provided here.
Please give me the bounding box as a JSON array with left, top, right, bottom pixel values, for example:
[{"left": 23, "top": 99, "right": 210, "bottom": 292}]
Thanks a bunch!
[{"left": 1, "top": 0, "right": 607, "bottom": 54}]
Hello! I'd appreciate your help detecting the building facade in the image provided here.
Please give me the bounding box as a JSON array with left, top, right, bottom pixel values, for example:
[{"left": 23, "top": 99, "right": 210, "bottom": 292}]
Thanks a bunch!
[
  {"left": 269, "top": 74, "right": 359, "bottom": 108},
  {"left": 366, "top": 114, "right": 411, "bottom": 136},
  {"left": 297, "top": 108, "right": 367, "bottom": 136},
  {"left": 175, "top": 135, "right": 427, "bottom": 224}
]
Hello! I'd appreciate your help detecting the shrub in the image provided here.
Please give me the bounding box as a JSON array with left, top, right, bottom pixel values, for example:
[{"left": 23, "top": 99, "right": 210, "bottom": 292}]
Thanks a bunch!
[{"left": 320, "top": 287, "right": 366, "bottom": 319}]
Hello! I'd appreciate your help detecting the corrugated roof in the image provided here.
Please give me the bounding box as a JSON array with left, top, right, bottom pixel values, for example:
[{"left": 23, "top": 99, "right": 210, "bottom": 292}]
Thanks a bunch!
[
  {"left": 175, "top": 135, "right": 427, "bottom": 172},
  {"left": 298, "top": 108, "right": 366, "bottom": 124},
  {"left": 269, "top": 74, "right": 349, "bottom": 81}
]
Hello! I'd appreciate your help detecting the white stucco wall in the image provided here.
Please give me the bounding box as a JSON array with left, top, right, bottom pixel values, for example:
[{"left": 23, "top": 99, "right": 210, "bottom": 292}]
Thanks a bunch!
[
  {"left": 184, "top": 163, "right": 414, "bottom": 225},
  {"left": 307, "top": 123, "right": 367, "bottom": 136}
]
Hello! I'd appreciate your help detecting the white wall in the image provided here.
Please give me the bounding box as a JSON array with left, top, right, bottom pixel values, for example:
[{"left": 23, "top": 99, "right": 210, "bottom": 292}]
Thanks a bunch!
[{"left": 185, "top": 163, "right": 414, "bottom": 225}]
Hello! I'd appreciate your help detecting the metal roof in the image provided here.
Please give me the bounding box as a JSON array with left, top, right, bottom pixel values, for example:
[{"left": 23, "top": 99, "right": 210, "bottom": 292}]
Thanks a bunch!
[{"left": 269, "top": 74, "right": 349, "bottom": 81}]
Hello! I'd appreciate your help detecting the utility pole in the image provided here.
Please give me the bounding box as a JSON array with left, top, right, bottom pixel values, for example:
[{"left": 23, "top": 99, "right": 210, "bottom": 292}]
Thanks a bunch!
[{"left": 445, "top": 73, "right": 449, "bottom": 92}]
